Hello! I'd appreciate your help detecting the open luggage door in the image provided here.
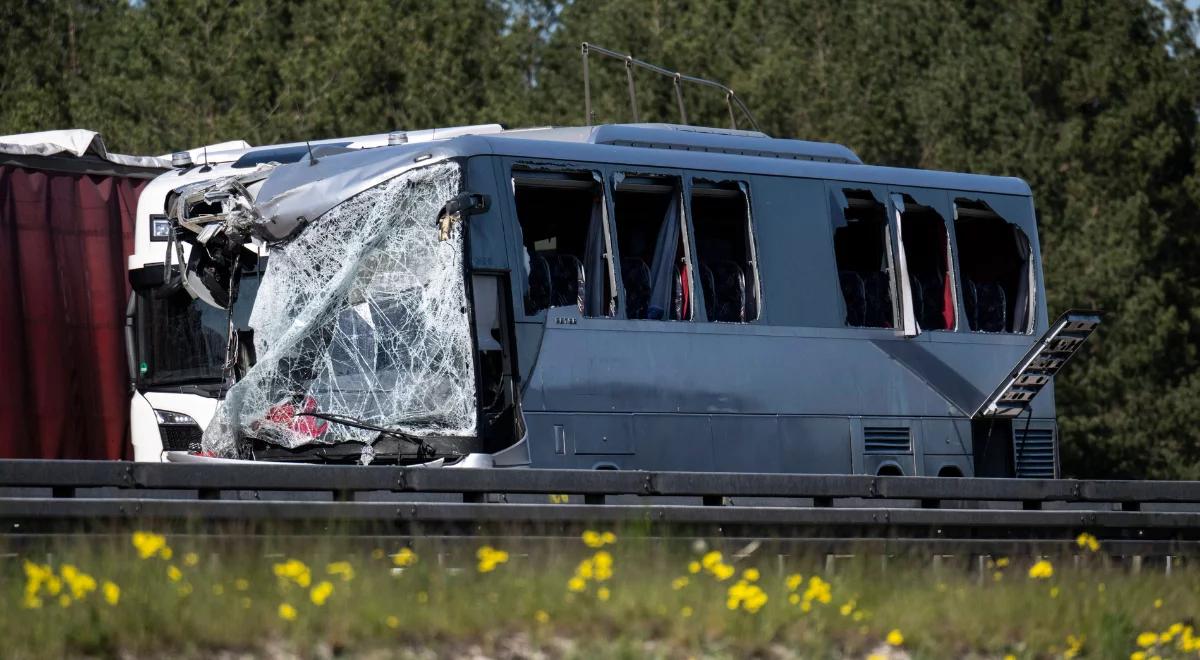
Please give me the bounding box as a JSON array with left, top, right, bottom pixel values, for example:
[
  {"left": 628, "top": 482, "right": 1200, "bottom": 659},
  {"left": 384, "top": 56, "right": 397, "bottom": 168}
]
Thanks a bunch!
[{"left": 972, "top": 310, "right": 1103, "bottom": 418}]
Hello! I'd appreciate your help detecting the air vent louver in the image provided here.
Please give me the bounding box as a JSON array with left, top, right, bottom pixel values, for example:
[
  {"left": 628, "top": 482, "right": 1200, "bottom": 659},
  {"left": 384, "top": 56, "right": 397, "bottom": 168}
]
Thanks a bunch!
[
  {"left": 864, "top": 427, "right": 912, "bottom": 454},
  {"left": 1014, "top": 428, "right": 1056, "bottom": 478}
]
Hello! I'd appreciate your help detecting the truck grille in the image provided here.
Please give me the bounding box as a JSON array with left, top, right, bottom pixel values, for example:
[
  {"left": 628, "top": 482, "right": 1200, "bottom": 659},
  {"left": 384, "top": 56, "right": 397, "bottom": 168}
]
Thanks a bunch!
[
  {"left": 1013, "top": 428, "right": 1055, "bottom": 478},
  {"left": 864, "top": 427, "right": 911, "bottom": 454},
  {"left": 160, "top": 424, "right": 203, "bottom": 452}
]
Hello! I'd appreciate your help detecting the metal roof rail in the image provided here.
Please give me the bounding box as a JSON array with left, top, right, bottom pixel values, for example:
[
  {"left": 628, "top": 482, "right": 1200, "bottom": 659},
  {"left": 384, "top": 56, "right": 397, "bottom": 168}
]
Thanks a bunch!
[{"left": 581, "top": 43, "right": 762, "bottom": 133}]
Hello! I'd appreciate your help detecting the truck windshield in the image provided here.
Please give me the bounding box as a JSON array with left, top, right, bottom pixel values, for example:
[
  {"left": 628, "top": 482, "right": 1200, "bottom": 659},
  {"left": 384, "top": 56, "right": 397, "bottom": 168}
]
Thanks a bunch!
[{"left": 137, "top": 271, "right": 262, "bottom": 388}]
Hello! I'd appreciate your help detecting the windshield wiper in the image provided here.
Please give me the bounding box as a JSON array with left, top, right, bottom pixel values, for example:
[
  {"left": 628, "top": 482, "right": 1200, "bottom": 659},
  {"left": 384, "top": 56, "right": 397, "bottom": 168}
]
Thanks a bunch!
[{"left": 296, "top": 411, "right": 440, "bottom": 460}]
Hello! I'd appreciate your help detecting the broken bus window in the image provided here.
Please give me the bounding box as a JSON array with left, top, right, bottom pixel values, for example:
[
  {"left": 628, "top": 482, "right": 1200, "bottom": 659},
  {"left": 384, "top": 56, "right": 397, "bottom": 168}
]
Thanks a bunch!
[
  {"left": 512, "top": 169, "right": 614, "bottom": 317},
  {"left": 833, "top": 189, "right": 894, "bottom": 328},
  {"left": 690, "top": 179, "right": 760, "bottom": 322},
  {"left": 954, "top": 199, "right": 1034, "bottom": 333}
]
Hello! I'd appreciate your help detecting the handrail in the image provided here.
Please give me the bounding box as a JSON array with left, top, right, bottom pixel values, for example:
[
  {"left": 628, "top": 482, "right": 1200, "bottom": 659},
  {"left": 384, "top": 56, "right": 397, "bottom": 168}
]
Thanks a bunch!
[{"left": 581, "top": 43, "right": 762, "bottom": 133}]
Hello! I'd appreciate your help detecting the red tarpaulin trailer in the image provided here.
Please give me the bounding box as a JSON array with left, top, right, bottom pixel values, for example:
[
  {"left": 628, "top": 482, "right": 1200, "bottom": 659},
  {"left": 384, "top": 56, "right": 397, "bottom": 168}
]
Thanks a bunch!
[{"left": 0, "top": 130, "right": 167, "bottom": 459}]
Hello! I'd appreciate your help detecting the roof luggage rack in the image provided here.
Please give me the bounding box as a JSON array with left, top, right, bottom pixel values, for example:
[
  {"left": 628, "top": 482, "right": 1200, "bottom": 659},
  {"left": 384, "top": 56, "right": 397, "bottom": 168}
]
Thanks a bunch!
[{"left": 581, "top": 43, "right": 761, "bottom": 133}]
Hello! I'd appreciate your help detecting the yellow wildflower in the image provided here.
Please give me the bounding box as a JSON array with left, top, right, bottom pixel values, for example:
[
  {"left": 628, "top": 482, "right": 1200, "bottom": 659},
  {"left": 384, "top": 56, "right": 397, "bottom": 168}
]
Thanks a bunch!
[
  {"left": 22, "top": 593, "right": 41, "bottom": 609},
  {"left": 326, "top": 561, "right": 355, "bottom": 581},
  {"left": 1064, "top": 634, "right": 1084, "bottom": 659},
  {"left": 801, "top": 600, "right": 812, "bottom": 613},
  {"left": 788, "top": 593, "right": 800, "bottom": 605},
  {"left": 993, "top": 571, "right": 1003, "bottom": 582},
  {"left": 235, "top": 578, "right": 250, "bottom": 591},
  {"left": 183, "top": 552, "right": 199, "bottom": 567},
  {"left": 687, "top": 561, "right": 701, "bottom": 574},
  {"left": 680, "top": 606, "right": 693, "bottom": 618},
  {"left": 868, "top": 655, "right": 886, "bottom": 660},
  {"left": 1076, "top": 532, "right": 1101, "bottom": 552},
  {"left": 996, "top": 557, "right": 1010, "bottom": 568},
  {"left": 701, "top": 551, "right": 723, "bottom": 569},
  {"left": 131, "top": 531, "right": 167, "bottom": 559},
  {"left": 853, "top": 610, "right": 865, "bottom": 622},
  {"left": 45, "top": 574, "right": 62, "bottom": 596},
  {"left": 273, "top": 559, "right": 312, "bottom": 587},
  {"left": 785, "top": 573, "right": 803, "bottom": 591},
  {"left": 392, "top": 548, "right": 417, "bottom": 567},
  {"left": 159, "top": 546, "right": 173, "bottom": 560},
  {"left": 726, "top": 579, "right": 768, "bottom": 613},
  {"left": 671, "top": 576, "right": 689, "bottom": 590},
  {"left": 386, "top": 615, "right": 399, "bottom": 629},
  {"left": 1050, "top": 586, "right": 1060, "bottom": 599},
  {"left": 167, "top": 565, "right": 183, "bottom": 582},
  {"left": 1137, "top": 632, "right": 1158, "bottom": 648},
  {"left": 476, "top": 546, "right": 509, "bottom": 573},
  {"left": 371, "top": 548, "right": 385, "bottom": 560},
  {"left": 310, "top": 581, "right": 334, "bottom": 606},
  {"left": 568, "top": 576, "right": 587, "bottom": 592},
  {"left": 278, "top": 603, "right": 297, "bottom": 621},
  {"left": 534, "top": 609, "right": 550, "bottom": 623},
  {"left": 742, "top": 568, "right": 760, "bottom": 582},
  {"left": 887, "top": 629, "right": 905, "bottom": 646},
  {"left": 1130, "top": 652, "right": 1146, "bottom": 660},
  {"left": 592, "top": 551, "right": 613, "bottom": 581},
  {"left": 1028, "top": 559, "right": 1054, "bottom": 579},
  {"left": 601, "top": 531, "right": 616, "bottom": 544},
  {"left": 1153, "top": 598, "right": 1162, "bottom": 609},
  {"left": 1004, "top": 655, "right": 1016, "bottom": 660},
  {"left": 839, "top": 600, "right": 856, "bottom": 616},
  {"left": 597, "top": 586, "right": 610, "bottom": 602},
  {"left": 102, "top": 581, "right": 120, "bottom": 606},
  {"left": 582, "top": 530, "right": 604, "bottom": 548},
  {"left": 712, "top": 563, "right": 735, "bottom": 581}
]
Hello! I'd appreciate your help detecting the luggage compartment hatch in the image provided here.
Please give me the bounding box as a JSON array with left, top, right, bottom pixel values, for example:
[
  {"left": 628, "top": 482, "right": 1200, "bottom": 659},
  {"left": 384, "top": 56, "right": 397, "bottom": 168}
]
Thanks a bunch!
[{"left": 973, "top": 310, "right": 1102, "bottom": 418}]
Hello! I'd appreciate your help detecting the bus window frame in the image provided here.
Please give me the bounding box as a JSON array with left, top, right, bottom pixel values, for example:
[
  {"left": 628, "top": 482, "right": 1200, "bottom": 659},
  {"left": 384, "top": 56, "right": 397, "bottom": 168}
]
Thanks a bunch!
[
  {"left": 505, "top": 163, "right": 618, "bottom": 321},
  {"left": 686, "top": 175, "right": 762, "bottom": 323}
]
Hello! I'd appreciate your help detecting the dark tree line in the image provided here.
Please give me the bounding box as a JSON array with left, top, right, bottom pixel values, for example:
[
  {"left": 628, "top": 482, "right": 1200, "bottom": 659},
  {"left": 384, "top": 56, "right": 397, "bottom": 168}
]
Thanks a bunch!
[{"left": 5, "top": 0, "right": 1200, "bottom": 479}]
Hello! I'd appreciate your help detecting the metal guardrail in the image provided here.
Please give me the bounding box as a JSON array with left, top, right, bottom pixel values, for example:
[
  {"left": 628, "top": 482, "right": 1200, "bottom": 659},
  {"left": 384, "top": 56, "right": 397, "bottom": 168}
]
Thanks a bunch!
[{"left": 2, "top": 461, "right": 1200, "bottom": 554}]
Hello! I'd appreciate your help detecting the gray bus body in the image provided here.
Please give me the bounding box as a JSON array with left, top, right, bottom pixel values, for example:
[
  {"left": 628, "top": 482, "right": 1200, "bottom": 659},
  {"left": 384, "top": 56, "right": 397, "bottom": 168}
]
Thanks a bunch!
[{"left": 193, "top": 124, "right": 1075, "bottom": 478}]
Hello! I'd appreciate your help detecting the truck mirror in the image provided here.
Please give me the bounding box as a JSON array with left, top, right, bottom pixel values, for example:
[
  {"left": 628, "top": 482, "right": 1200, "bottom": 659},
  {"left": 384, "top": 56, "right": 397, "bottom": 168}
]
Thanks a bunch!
[{"left": 438, "top": 192, "right": 490, "bottom": 241}]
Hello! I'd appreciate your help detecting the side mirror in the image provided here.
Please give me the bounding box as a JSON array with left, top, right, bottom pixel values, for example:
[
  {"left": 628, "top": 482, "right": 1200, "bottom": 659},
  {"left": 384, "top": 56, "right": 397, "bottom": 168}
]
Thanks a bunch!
[{"left": 438, "top": 192, "right": 491, "bottom": 241}]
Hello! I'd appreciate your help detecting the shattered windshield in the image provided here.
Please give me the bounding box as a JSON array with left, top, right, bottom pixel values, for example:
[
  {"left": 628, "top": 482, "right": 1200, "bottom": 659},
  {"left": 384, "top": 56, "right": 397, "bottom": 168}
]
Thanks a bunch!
[
  {"left": 138, "top": 271, "right": 261, "bottom": 388},
  {"left": 203, "top": 161, "right": 476, "bottom": 456}
]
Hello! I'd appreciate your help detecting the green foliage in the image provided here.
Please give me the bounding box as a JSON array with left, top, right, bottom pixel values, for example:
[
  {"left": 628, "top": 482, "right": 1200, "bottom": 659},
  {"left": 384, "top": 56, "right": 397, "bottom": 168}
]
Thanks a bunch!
[{"left": 2, "top": 0, "right": 1198, "bottom": 478}]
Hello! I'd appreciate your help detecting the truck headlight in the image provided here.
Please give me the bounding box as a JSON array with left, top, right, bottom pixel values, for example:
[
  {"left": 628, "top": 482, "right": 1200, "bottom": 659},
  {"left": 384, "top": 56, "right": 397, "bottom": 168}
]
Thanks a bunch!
[{"left": 154, "top": 409, "right": 202, "bottom": 452}]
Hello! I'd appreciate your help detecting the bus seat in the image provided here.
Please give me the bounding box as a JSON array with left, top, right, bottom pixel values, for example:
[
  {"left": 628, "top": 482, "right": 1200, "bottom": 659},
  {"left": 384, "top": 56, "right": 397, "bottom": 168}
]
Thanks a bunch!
[
  {"left": 839, "top": 271, "right": 866, "bottom": 326},
  {"left": 710, "top": 260, "right": 746, "bottom": 322},
  {"left": 621, "top": 258, "right": 651, "bottom": 319},
  {"left": 913, "top": 272, "right": 947, "bottom": 330},
  {"left": 526, "top": 253, "right": 551, "bottom": 314},
  {"left": 547, "top": 253, "right": 585, "bottom": 312},
  {"left": 671, "top": 261, "right": 690, "bottom": 320},
  {"left": 962, "top": 278, "right": 978, "bottom": 330},
  {"left": 698, "top": 263, "right": 717, "bottom": 321},
  {"left": 908, "top": 272, "right": 925, "bottom": 328},
  {"left": 975, "top": 281, "right": 1007, "bottom": 332},
  {"left": 862, "top": 271, "right": 893, "bottom": 328}
]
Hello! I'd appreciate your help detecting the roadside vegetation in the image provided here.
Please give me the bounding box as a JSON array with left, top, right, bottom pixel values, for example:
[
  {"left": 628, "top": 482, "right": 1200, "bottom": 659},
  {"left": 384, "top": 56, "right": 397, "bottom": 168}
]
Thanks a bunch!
[{"left": 2, "top": 529, "right": 1196, "bottom": 659}]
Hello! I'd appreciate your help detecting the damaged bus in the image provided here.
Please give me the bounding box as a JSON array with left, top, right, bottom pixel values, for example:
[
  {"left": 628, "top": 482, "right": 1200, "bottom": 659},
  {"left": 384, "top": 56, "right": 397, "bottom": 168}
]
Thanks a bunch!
[{"left": 160, "top": 122, "right": 1098, "bottom": 478}]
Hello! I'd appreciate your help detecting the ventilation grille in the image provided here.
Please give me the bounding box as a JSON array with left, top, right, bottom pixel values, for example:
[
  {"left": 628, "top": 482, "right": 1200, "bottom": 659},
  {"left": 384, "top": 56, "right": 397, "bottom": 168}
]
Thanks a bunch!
[
  {"left": 1014, "top": 428, "right": 1056, "bottom": 478},
  {"left": 864, "top": 427, "right": 912, "bottom": 454}
]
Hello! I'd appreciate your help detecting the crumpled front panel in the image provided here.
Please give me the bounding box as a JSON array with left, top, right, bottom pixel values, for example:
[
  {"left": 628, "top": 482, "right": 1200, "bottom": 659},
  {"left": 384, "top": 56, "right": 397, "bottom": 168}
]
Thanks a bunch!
[{"left": 203, "top": 162, "right": 475, "bottom": 455}]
